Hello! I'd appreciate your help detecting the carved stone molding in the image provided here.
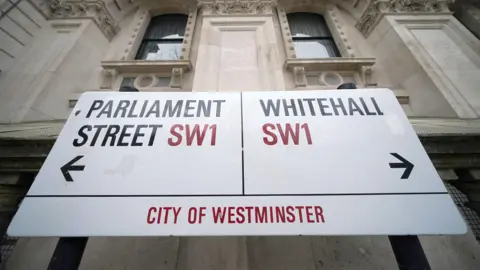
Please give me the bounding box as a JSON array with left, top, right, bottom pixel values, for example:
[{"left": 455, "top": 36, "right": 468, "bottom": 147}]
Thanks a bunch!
[
  {"left": 49, "top": 0, "right": 120, "bottom": 40},
  {"left": 170, "top": 68, "right": 184, "bottom": 88},
  {"left": 356, "top": 0, "right": 453, "bottom": 37},
  {"left": 100, "top": 68, "right": 117, "bottom": 89},
  {"left": 201, "top": 0, "right": 276, "bottom": 15},
  {"left": 293, "top": 66, "right": 307, "bottom": 87}
]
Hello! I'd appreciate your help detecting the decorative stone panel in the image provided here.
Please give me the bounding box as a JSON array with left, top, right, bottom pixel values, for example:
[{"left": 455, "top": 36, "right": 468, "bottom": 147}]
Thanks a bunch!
[
  {"left": 49, "top": 0, "right": 120, "bottom": 40},
  {"left": 277, "top": 7, "right": 296, "bottom": 58},
  {"left": 121, "top": 7, "right": 151, "bottom": 61},
  {"left": 118, "top": 74, "right": 173, "bottom": 90},
  {"left": 305, "top": 71, "right": 358, "bottom": 87},
  {"left": 202, "top": 0, "right": 276, "bottom": 16},
  {"left": 356, "top": 0, "right": 453, "bottom": 37},
  {"left": 325, "top": 3, "right": 356, "bottom": 58},
  {"left": 180, "top": 10, "right": 198, "bottom": 60}
]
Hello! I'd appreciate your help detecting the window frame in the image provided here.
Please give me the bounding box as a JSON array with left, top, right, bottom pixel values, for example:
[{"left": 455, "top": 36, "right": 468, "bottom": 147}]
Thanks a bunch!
[
  {"left": 287, "top": 12, "right": 341, "bottom": 58},
  {"left": 135, "top": 14, "right": 189, "bottom": 61}
]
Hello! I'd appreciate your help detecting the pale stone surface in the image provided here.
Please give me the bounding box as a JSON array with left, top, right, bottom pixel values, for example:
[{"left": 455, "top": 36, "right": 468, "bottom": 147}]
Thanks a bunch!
[
  {"left": 192, "top": 16, "right": 285, "bottom": 92},
  {"left": 79, "top": 237, "right": 179, "bottom": 270},
  {"left": 420, "top": 230, "right": 480, "bottom": 270},
  {"left": 176, "top": 237, "right": 248, "bottom": 270},
  {"left": 5, "top": 238, "right": 58, "bottom": 270},
  {"left": 246, "top": 236, "right": 315, "bottom": 270},
  {"left": 310, "top": 236, "right": 398, "bottom": 270}
]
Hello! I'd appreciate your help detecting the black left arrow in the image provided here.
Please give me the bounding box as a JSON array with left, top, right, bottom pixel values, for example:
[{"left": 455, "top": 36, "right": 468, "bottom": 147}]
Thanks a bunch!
[
  {"left": 61, "top": 155, "right": 85, "bottom": 182},
  {"left": 389, "top": 153, "right": 414, "bottom": 179}
]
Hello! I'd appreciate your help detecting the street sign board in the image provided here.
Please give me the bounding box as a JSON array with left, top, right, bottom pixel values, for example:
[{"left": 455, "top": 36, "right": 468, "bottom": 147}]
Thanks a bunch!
[{"left": 8, "top": 89, "right": 467, "bottom": 236}]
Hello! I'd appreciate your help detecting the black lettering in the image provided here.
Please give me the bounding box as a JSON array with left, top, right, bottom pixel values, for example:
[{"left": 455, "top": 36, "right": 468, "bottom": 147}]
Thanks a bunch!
[
  {"left": 148, "top": 125, "right": 163, "bottom": 146},
  {"left": 360, "top": 98, "right": 376, "bottom": 115},
  {"left": 371, "top": 97, "right": 384, "bottom": 115},
  {"left": 97, "top": 100, "right": 113, "bottom": 118},
  {"left": 163, "top": 100, "right": 183, "bottom": 117},
  {"left": 330, "top": 98, "right": 347, "bottom": 115},
  {"left": 260, "top": 99, "right": 281, "bottom": 117},
  {"left": 91, "top": 125, "right": 107, "bottom": 146},
  {"left": 297, "top": 99, "right": 306, "bottom": 116},
  {"left": 101, "top": 125, "right": 120, "bottom": 146},
  {"left": 145, "top": 100, "right": 160, "bottom": 118},
  {"left": 114, "top": 100, "right": 130, "bottom": 118},
  {"left": 184, "top": 100, "right": 195, "bottom": 117},
  {"left": 132, "top": 125, "right": 148, "bottom": 146},
  {"left": 118, "top": 125, "right": 135, "bottom": 146},
  {"left": 127, "top": 100, "right": 138, "bottom": 118},
  {"left": 198, "top": 100, "right": 211, "bottom": 117},
  {"left": 213, "top": 100, "right": 225, "bottom": 117},
  {"left": 303, "top": 98, "right": 316, "bottom": 116},
  {"left": 73, "top": 125, "right": 92, "bottom": 147},
  {"left": 139, "top": 100, "right": 149, "bottom": 117},
  {"left": 282, "top": 99, "right": 298, "bottom": 116},
  {"left": 86, "top": 100, "right": 103, "bottom": 118},
  {"left": 317, "top": 98, "right": 332, "bottom": 116},
  {"left": 348, "top": 98, "right": 365, "bottom": 115}
]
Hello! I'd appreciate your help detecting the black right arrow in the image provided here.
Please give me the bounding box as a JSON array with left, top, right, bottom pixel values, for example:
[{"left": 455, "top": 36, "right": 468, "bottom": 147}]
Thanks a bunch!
[
  {"left": 389, "top": 153, "right": 414, "bottom": 179},
  {"left": 61, "top": 155, "right": 85, "bottom": 182}
]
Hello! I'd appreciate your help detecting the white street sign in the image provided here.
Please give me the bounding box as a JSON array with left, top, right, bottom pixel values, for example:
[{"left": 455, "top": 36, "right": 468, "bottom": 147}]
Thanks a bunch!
[{"left": 8, "top": 89, "right": 466, "bottom": 237}]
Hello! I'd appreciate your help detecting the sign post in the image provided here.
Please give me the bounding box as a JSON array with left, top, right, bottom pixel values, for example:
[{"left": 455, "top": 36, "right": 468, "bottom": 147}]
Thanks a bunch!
[{"left": 8, "top": 89, "right": 466, "bottom": 237}]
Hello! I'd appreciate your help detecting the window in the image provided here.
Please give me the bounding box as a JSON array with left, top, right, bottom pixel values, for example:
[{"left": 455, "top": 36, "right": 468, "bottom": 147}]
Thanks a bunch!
[
  {"left": 135, "top": 14, "right": 188, "bottom": 60},
  {"left": 287, "top": 13, "right": 340, "bottom": 58}
]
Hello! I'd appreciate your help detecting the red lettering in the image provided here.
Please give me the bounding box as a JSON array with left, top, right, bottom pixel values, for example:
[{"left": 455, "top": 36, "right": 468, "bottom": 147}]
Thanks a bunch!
[
  {"left": 236, "top": 207, "right": 245, "bottom": 224},
  {"left": 295, "top": 206, "right": 305, "bottom": 223},
  {"left": 188, "top": 207, "right": 197, "bottom": 224},
  {"left": 186, "top": 124, "right": 208, "bottom": 146},
  {"left": 301, "top": 123, "right": 312, "bottom": 145},
  {"left": 255, "top": 207, "right": 267, "bottom": 223},
  {"left": 209, "top": 124, "right": 217, "bottom": 146},
  {"left": 315, "top": 206, "right": 325, "bottom": 223},
  {"left": 305, "top": 206, "right": 314, "bottom": 223},
  {"left": 286, "top": 206, "right": 295, "bottom": 222},
  {"left": 173, "top": 207, "right": 182, "bottom": 224},
  {"left": 199, "top": 207, "right": 206, "bottom": 223},
  {"left": 228, "top": 206, "right": 235, "bottom": 224},
  {"left": 212, "top": 207, "right": 226, "bottom": 223},
  {"left": 147, "top": 207, "right": 156, "bottom": 224},
  {"left": 262, "top": 123, "right": 277, "bottom": 145},
  {"left": 245, "top": 206, "right": 253, "bottom": 223},
  {"left": 277, "top": 123, "right": 300, "bottom": 145},
  {"left": 156, "top": 207, "right": 162, "bottom": 224},
  {"left": 269, "top": 206, "right": 274, "bottom": 222},
  {"left": 163, "top": 207, "right": 172, "bottom": 224},
  {"left": 168, "top": 124, "right": 183, "bottom": 146},
  {"left": 275, "top": 206, "right": 286, "bottom": 223}
]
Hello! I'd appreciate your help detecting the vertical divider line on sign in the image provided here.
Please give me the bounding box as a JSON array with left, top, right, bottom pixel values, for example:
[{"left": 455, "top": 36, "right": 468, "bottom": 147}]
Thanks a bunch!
[{"left": 240, "top": 92, "right": 245, "bottom": 195}]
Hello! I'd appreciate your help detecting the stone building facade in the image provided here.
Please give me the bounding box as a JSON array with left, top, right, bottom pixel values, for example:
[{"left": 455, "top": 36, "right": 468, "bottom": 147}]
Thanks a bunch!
[{"left": 2, "top": 0, "right": 480, "bottom": 268}]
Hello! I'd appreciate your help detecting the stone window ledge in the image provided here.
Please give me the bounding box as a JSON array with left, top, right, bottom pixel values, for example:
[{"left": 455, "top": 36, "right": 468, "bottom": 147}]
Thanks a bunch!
[
  {"left": 101, "top": 60, "right": 192, "bottom": 74},
  {"left": 285, "top": 58, "right": 376, "bottom": 88},
  {"left": 100, "top": 60, "right": 192, "bottom": 89},
  {"left": 284, "top": 58, "right": 375, "bottom": 71}
]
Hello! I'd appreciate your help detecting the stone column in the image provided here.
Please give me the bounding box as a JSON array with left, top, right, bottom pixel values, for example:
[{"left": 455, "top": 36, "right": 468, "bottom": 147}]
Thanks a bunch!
[{"left": 356, "top": 0, "right": 480, "bottom": 119}]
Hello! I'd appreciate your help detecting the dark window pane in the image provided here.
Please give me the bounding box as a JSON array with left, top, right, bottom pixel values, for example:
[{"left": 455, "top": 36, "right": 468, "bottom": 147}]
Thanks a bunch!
[
  {"left": 293, "top": 39, "right": 339, "bottom": 58},
  {"left": 121, "top": 77, "right": 135, "bottom": 87},
  {"left": 144, "top": 14, "right": 188, "bottom": 40},
  {"left": 287, "top": 13, "right": 331, "bottom": 38},
  {"left": 137, "top": 41, "right": 182, "bottom": 60}
]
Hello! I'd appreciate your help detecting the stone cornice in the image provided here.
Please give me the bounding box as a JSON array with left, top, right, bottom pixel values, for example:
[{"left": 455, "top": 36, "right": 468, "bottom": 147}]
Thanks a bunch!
[
  {"left": 49, "top": 0, "right": 119, "bottom": 40},
  {"left": 201, "top": 0, "right": 276, "bottom": 15},
  {"left": 356, "top": 0, "right": 453, "bottom": 37}
]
